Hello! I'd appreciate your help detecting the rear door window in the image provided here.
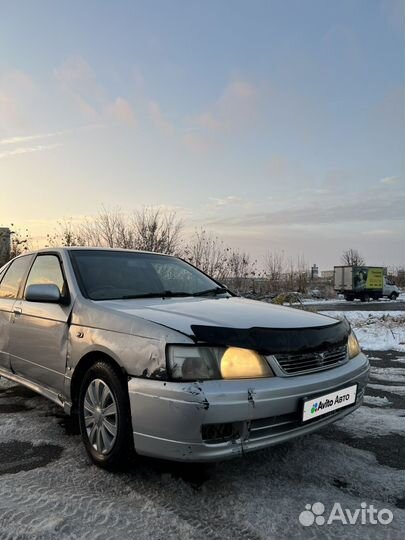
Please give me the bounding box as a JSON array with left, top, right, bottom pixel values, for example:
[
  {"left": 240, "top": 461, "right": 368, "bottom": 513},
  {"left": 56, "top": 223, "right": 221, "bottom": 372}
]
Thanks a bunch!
[{"left": 0, "top": 256, "right": 32, "bottom": 299}]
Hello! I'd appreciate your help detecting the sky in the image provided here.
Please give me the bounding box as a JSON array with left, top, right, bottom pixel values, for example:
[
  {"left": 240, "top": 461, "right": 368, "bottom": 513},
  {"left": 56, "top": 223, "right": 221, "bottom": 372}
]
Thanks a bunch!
[{"left": 0, "top": 0, "right": 404, "bottom": 269}]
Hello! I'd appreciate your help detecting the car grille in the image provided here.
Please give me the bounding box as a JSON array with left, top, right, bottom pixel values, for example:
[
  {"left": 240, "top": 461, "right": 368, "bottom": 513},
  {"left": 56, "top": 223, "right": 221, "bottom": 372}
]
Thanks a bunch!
[{"left": 274, "top": 344, "right": 348, "bottom": 375}]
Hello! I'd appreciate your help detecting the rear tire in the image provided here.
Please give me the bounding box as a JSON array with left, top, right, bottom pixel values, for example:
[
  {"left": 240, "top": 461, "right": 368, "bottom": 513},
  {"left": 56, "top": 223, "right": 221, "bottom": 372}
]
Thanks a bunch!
[{"left": 78, "top": 361, "right": 135, "bottom": 470}]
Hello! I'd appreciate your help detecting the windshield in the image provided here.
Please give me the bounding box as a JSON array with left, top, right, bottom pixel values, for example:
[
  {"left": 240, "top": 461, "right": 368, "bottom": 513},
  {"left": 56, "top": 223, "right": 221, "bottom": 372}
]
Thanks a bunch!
[{"left": 69, "top": 250, "right": 225, "bottom": 300}]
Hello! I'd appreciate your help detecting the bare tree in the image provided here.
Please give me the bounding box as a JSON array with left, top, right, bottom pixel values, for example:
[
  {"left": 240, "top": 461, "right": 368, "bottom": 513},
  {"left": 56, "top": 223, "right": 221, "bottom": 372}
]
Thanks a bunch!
[
  {"left": 285, "top": 256, "right": 295, "bottom": 291},
  {"left": 47, "top": 219, "right": 85, "bottom": 247},
  {"left": 73, "top": 207, "right": 129, "bottom": 248},
  {"left": 264, "top": 251, "right": 285, "bottom": 291},
  {"left": 227, "top": 250, "right": 255, "bottom": 290},
  {"left": 183, "top": 229, "right": 256, "bottom": 291},
  {"left": 263, "top": 251, "right": 310, "bottom": 293},
  {"left": 9, "top": 225, "right": 30, "bottom": 260},
  {"left": 132, "top": 208, "right": 183, "bottom": 255},
  {"left": 69, "top": 206, "right": 183, "bottom": 254},
  {"left": 295, "top": 254, "right": 309, "bottom": 293},
  {"left": 341, "top": 249, "right": 365, "bottom": 267},
  {"left": 387, "top": 265, "right": 405, "bottom": 288},
  {"left": 183, "top": 229, "right": 231, "bottom": 281}
]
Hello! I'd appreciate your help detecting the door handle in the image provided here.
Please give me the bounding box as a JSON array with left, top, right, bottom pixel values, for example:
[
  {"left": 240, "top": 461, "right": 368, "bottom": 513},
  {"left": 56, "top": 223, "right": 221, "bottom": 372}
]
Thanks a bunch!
[{"left": 13, "top": 307, "right": 22, "bottom": 316}]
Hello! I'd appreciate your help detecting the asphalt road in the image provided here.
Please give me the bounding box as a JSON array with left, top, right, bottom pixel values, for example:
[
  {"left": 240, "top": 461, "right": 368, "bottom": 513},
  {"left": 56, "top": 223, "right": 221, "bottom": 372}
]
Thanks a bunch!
[{"left": 308, "top": 300, "right": 405, "bottom": 311}]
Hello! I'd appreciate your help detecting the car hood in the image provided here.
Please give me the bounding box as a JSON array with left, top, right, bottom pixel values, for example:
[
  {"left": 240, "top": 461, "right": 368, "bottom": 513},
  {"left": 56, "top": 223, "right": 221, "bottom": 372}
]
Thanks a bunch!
[{"left": 97, "top": 296, "right": 337, "bottom": 336}]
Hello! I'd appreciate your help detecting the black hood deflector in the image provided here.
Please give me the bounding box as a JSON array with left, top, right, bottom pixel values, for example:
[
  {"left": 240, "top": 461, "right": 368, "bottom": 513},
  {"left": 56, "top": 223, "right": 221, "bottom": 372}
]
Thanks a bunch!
[{"left": 190, "top": 319, "right": 350, "bottom": 354}]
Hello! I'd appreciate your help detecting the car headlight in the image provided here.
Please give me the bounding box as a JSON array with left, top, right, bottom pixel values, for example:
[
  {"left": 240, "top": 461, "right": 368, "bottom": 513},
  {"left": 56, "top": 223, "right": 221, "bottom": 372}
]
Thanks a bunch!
[
  {"left": 167, "top": 345, "right": 274, "bottom": 381},
  {"left": 347, "top": 331, "right": 361, "bottom": 359}
]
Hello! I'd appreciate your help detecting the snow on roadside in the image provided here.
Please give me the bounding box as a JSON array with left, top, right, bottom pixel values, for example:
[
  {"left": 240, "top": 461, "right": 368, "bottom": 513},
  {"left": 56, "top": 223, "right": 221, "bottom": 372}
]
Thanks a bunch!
[
  {"left": 370, "top": 367, "right": 405, "bottom": 384},
  {"left": 368, "top": 383, "right": 405, "bottom": 397},
  {"left": 334, "top": 406, "right": 405, "bottom": 437},
  {"left": 299, "top": 298, "right": 346, "bottom": 305},
  {"left": 319, "top": 310, "right": 405, "bottom": 351},
  {"left": 363, "top": 395, "right": 392, "bottom": 407}
]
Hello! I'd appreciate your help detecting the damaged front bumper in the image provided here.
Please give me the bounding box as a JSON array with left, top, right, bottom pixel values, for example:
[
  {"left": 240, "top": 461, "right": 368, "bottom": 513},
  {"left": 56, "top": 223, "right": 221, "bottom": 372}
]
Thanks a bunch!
[{"left": 128, "top": 352, "right": 369, "bottom": 462}]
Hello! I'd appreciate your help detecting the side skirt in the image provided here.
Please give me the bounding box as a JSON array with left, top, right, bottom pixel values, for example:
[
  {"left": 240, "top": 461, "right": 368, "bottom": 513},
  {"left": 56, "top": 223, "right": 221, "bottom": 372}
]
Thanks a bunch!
[{"left": 0, "top": 367, "right": 69, "bottom": 411}]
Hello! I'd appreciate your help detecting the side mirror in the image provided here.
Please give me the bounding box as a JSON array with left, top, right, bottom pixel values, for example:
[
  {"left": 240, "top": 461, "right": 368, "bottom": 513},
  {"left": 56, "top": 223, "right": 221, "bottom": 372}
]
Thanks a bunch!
[{"left": 25, "top": 284, "right": 61, "bottom": 303}]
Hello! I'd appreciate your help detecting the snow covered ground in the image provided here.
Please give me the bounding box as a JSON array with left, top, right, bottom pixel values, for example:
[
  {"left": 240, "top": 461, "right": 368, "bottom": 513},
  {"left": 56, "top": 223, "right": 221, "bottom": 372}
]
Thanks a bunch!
[
  {"left": 320, "top": 310, "right": 405, "bottom": 351},
  {"left": 299, "top": 291, "right": 405, "bottom": 305},
  {"left": 0, "top": 311, "right": 404, "bottom": 539}
]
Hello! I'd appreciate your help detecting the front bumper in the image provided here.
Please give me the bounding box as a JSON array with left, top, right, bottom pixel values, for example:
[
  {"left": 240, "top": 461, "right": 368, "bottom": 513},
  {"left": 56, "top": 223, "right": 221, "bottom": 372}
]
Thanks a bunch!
[{"left": 128, "top": 352, "right": 370, "bottom": 462}]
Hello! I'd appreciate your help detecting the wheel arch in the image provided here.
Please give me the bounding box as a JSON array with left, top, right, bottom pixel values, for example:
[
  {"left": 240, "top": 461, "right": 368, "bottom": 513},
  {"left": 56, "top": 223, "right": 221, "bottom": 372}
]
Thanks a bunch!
[{"left": 70, "top": 351, "right": 128, "bottom": 414}]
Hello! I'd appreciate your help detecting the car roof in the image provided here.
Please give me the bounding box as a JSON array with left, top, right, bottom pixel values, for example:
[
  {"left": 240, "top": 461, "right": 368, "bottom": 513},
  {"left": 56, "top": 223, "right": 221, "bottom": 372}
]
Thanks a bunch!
[{"left": 17, "top": 247, "right": 176, "bottom": 258}]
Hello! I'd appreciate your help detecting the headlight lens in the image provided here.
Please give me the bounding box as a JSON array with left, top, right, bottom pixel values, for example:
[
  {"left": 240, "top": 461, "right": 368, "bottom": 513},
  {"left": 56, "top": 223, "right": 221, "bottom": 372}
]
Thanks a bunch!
[
  {"left": 220, "top": 347, "right": 271, "bottom": 379},
  {"left": 167, "top": 345, "right": 273, "bottom": 380},
  {"left": 347, "top": 331, "right": 361, "bottom": 359}
]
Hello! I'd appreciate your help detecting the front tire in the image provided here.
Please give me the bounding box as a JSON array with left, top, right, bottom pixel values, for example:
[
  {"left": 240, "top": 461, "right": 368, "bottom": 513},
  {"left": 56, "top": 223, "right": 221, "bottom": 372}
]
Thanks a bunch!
[
  {"left": 389, "top": 292, "right": 398, "bottom": 300},
  {"left": 78, "top": 361, "right": 134, "bottom": 470}
]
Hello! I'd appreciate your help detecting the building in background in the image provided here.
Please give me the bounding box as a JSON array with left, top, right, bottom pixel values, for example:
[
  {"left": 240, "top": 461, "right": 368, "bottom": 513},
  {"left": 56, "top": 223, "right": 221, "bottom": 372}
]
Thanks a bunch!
[
  {"left": 310, "top": 264, "right": 319, "bottom": 279},
  {"left": 321, "top": 270, "right": 334, "bottom": 280},
  {"left": 0, "top": 228, "right": 11, "bottom": 267}
]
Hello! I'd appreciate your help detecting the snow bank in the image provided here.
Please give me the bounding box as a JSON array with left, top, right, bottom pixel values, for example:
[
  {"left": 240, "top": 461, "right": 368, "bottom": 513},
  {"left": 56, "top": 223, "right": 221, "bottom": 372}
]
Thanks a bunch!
[
  {"left": 368, "top": 383, "right": 405, "bottom": 397},
  {"left": 320, "top": 311, "right": 405, "bottom": 351},
  {"left": 370, "top": 367, "right": 405, "bottom": 384},
  {"left": 363, "top": 395, "right": 392, "bottom": 407},
  {"left": 334, "top": 406, "right": 405, "bottom": 437}
]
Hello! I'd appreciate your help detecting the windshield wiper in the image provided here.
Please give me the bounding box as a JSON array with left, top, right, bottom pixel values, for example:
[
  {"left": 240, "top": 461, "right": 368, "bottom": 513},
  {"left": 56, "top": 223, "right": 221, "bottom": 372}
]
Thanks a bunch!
[
  {"left": 121, "top": 291, "right": 192, "bottom": 299},
  {"left": 192, "top": 287, "right": 230, "bottom": 297}
]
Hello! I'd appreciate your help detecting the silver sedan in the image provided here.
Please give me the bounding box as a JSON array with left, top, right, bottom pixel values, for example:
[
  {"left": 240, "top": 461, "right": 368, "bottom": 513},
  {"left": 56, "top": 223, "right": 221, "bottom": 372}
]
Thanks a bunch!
[{"left": 0, "top": 248, "right": 369, "bottom": 469}]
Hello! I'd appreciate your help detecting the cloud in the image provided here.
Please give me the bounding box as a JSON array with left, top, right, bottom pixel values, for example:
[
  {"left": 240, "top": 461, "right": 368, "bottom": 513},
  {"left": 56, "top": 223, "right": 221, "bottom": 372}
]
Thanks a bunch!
[
  {"left": 0, "top": 91, "right": 19, "bottom": 133},
  {"left": 266, "top": 155, "right": 288, "bottom": 178},
  {"left": 208, "top": 195, "right": 243, "bottom": 208},
  {"left": 54, "top": 56, "right": 101, "bottom": 121},
  {"left": 0, "top": 70, "right": 37, "bottom": 134},
  {"left": 0, "top": 131, "right": 65, "bottom": 145},
  {"left": 380, "top": 176, "right": 400, "bottom": 185},
  {"left": 54, "top": 56, "right": 135, "bottom": 126},
  {"left": 105, "top": 98, "right": 135, "bottom": 126},
  {"left": 0, "top": 143, "right": 61, "bottom": 160},
  {"left": 362, "top": 229, "right": 395, "bottom": 237},
  {"left": 0, "top": 124, "right": 103, "bottom": 147},
  {"left": 0, "top": 70, "right": 37, "bottom": 96},
  {"left": 197, "top": 112, "right": 223, "bottom": 130},
  {"left": 54, "top": 56, "right": 101, "bottom": 97},
  {"left": 141, "top": 78, "right": 257, "bottom": 149},
  {"left": 182, "top": 132, "right": 211, "bottom": 153},
  {"left": 194, "top": 79, "right": 258, "bottom": 134},
  {"left": 180, "top": 78, "right": 258, "bottom": 152},
  {"left": 300, "top": 188, "right": 330, "bottom": 195},
  {"left": 204, "top": 186, "right": 405, "bottom": 229},
  {"left": 148, "top": 100, "right": 173, "bottom": 135}
]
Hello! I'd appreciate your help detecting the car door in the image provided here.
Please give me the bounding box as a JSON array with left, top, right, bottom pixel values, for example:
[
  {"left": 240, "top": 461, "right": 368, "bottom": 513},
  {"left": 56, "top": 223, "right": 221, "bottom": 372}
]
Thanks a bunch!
[
  {"left": 0, "top": 255, "right": 33, "bottom": 372},
  {"left": 8, "top": 253, "right": 72, "bottom": 394}
]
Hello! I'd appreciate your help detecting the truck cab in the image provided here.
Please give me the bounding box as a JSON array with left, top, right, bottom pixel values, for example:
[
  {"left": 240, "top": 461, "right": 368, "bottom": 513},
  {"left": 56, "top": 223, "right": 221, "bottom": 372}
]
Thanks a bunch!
[{"left": 383, "top": 278, "right": 400, "bottom": 300}]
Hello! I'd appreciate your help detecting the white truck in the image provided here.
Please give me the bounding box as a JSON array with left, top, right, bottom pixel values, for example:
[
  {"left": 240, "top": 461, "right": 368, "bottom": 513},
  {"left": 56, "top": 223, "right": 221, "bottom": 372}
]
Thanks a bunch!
[{"left": 334, "top": 266, "right": 400, "bottom": 302}]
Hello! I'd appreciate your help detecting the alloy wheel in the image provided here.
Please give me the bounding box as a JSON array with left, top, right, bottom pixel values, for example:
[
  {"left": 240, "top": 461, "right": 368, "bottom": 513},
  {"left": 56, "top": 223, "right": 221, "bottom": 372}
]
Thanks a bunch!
[{"left": 83, "top": 379, "right": 118, "bottom": 454}]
